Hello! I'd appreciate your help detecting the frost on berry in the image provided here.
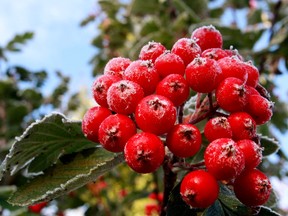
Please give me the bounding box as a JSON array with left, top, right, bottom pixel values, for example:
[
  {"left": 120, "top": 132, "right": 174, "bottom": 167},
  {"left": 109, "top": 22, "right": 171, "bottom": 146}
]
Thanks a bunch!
[
  {"left": 201, "top": 48, "right": 229, "bottom": 61},
  {"left": 124, "top": 60, "right": 160, "bottom": 95},
  {"left": 166, "top": 124, "right": 202, "bottom": 158},
  {"left": 243, "top": 61, "right": 259, "bottom": 88},
  {"left": 204, "top": 116, "right": 232, "bottom": 142},
  {"left": 135, "top": 95, "right": 176, "bottom": 135},
  {"left": 204, "top": 138, "right": 245, "bottom": 181},
  {"left": 185, "top": 57, "right": 221, "bottom": 93},
  {"left": 191, "top": 25, "right": 223, "bottom": 51},
  {"left": 124, "top": 132, "right": 165, "bottom": 173},
  {"left": 107, "top": 80, "right": 144, "bottom": 114},
  {"left": 104, "top": 57, "right": 131, "bottom": 78},
  {"left": 139, "top": 41, "right": 166, "bottom": 62},
  {"left": 234, "top": 169, "right": 272, "bottom": 206},
  {"left": 180, "top": 170, "right": 219, "bottom": 208},
  {"left": 171, "top": 38, "right": 201, "bottom": 66}
]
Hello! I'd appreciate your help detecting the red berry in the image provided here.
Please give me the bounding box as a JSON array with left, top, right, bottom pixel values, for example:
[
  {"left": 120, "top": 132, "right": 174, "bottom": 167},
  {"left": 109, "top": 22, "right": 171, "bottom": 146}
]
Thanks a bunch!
[
  {"left": 166, "top": 124, "right": 202, "bottom": 158},
  {"left": 243, "top": 61, "right": 259, "bottom": 88},
  {"left": 236, "top": 139, "right": 262, "bottom": 169},
  {"left": 139, "top": 41, "right": 166, "bottom": 62},
  {"left": 155, "top": 51, "right": 185, "bottom": 78},
  {"left": 216, "top": 56, "right": 248, "bottom": 86},
  {"left": 124, "top": 60, "right": 160, "bottom": 95},
  {"left": 185, "top": 57, "right": 221, "bottom": 93},
  {"left": 204, "top": 116, "right": 232, "bottom": 142},
  {"left": 145, "top": 204, "right": 161, "bottom": 216},
  {"left": 224, "top": 49, "right": 244, "bottom": 61},
  {"left": 28, "top": 202, "right": 48, "bottom": 214},
  {"left": 228, "top": 112, "right": 256, "bottom": 141},
  {"left": 246, "top": 94, "right": 273, "bottom": 125},
  {"left": 92, "top": 75, "right": 121, "bottom": 108},
  {"left": 124, "top": 132, "right": 165, "bottom": 173},
  {"left": 82, "top": 106, "right": 112, "bottom": 143},
  {"left": 104, "top": 57, "right": 131, "bottom": 78},
  {"left": 246, "top": 85, "right": 260, "bottom": 96},
  {"left": 171, "top": 38, "right": 201, "bottom": 66},
  {"left": 191, "top": 25, "right": 223, "bottom": 51},
  {"left": 204, "top": 138, "right": 245, "bottom": 181},
  {"left": 216, "top": 77, "right": 247, "bottom": 113},
  {"left": 180, "top": 170, "right": 219, "bottom": 208},
  {"left": 201, "top": 48, "right": 229, "bottom": 60},
  {"left": 135, "top": 95, "right": 176, "bottom": 135},
  {"left": 107, "top": 80, "right": 144, "bottom": 115},
  {"left": 98, "top": 114, "right": 136, "bottom": 152},
  {"left": 156, "top": 74, "right": 189, "bottom": 107},
  {"left": 234, "top": 169, "right": 272, "bottom": 206}
]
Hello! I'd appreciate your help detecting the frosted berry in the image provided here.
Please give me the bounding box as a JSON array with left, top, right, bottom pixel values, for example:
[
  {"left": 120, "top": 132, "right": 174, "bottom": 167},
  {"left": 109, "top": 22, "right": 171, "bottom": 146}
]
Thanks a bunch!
[
  {"left": 216, "top": 56, "right": 248, "bottom": 86},
  {"left": 228, "top": 112, "right": 256, "bottom": 141},
  {"left": 201, "top": 48, "right": 229, "bottom": 61},
  {"left": 234, "top": 169, "right": 271, "bottom": 206},
  {"left": 224, "top": 49, "right": 244, "bottom": 61},
  {"left": 243, "top": 61, "right": 259, "bottom": 88},
  {"left": 246, "top": 94, "right": 273, "bottom": 125},
  {"left": 171, "top": 38, "right": 201, "bottom": 66},
  {"left": 166, "top": 124, "right": 202, "bottom": 158},
  {"left": 107, "top": 80, "right": 144, "bottom": 115},
  {"left": 204, "top": 138, "right": 245, "bottom": 181},
  {"left": 180, "top": 170, "right": 219, "bottom": 208},
  {"left": 204, "top": 116, "right": 232, "bottom": 142},
  {"left": 191, "top": 25, "right": 223, "bottom": 51},
  {"left": 28, "top": 202, "right": 48, "bottom": 214},
  {"left": 104, "top": 57, "right": 131, "bottom": 78},
  {"left": 236, "top": 139, "right": 262, "bottom": 169},
  {"left": 124, "top": 60, "right": 160, "bottom": 95},
  {"left": 139, "top": 41, "right": 166, "bottom": 62},
  {"left": 156, "top": 74, "right": 190, "bottom": 107},
  {"left": 135, "top": 95, "right": 176, "bottom": 135},
  {"left": 185, "top": 57, "right": 221, "bottom": 93},
  {"left": 155, "top": 51, "right": 185, "bottom": 78},
  {"left": 98, "top": 114, "right": 136, "bottom": 152},
  {"left": 216, "top": 77, "right": 247, "bottom": 113},
  {"left": 82, "top": 106, "right": 112, "bottom": 143},
  {"left": 124, "top": 132, "right": 165, "bottom": 173},
  {"left": 92, "top": 75, "right": 121, "bottom": 107}
]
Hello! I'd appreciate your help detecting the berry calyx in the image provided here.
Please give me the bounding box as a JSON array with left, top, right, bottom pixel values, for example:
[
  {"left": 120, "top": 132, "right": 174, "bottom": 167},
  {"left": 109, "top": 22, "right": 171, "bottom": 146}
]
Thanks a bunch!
[
  {"left": 104, "top": 57, "right": 131, "bottom": 78},
  {"left": 201, "top": 48, "right": 229, "bottom": 60},
  {"left": 166, "top": 123, "right": 202, "bottom": 158},
  {"left": 204, "top": 116, "right": 232, "bottom": 142},
  {"left": 180, "top": 170, "right": 219, "bottom": 208},
  {"left": 124, "top": 132, "right": 165, "bottom": 173},
  {"left": 139, "top": 41, "right": 166, "bottom": 62}
]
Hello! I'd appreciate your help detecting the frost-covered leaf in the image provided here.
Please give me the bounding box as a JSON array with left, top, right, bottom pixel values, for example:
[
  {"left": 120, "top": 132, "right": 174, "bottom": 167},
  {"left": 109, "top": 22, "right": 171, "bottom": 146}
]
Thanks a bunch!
[
  {"left": 0, "top": 113, "right": 96, "bottom": 179},
  {"left": 258, "top": 206, "right": 281, "bottom": 216},
  {"left": 8, "top": 148, "right": 124, "bottom": 206},
  {"left": 260, "top": 135, "right": 280, "bottom": 157},
  {"left": 203, "top": 200, "right": 225, "bottom": 216}
]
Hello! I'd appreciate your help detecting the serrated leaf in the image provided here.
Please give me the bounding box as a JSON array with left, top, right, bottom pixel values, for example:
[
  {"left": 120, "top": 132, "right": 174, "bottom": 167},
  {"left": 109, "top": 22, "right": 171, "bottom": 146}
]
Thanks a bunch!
[
  {"left": 203, "top": 200, "right": 225, "bottom": 216},
  {"left": 0, "top": 113, "right": 97, "bottom": 178},
  {"left": 260, "top": 135, "right": 280, "bottom": 157},
  {"left": 8, "top": 148, "right": 124, "bottom": 206},
  {"left": 258, "top": 206, "right": 281, "bottom": 216}
]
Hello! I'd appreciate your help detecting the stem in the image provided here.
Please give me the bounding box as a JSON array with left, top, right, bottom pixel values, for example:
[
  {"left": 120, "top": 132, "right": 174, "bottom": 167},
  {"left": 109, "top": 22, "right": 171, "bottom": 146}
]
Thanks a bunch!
[{"left": 173, "top": 161, "right": 205, "bottom": 171}]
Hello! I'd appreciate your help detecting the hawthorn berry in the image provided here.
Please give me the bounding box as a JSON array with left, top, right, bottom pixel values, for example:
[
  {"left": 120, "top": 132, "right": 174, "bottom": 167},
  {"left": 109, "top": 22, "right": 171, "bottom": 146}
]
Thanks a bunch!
[
  {"left": 92, "top": 74, "right": 121, "bottom": 108},
  {"left": 124, "top": 60, "right": 160, "bottom": 95},
  {"left": 82, "top": 106, "right": 112, "bottom": 143},
  {"left": 201, "top": 48, "right": 229, "bottom": 61},
  {"left": 28, "top": 202, "right": 48, "bottom": 214},
  {"left": 107, "top": 80, "right": 144, "bottom": 115},
  {"left": 98, "top": 114, "right": 136, "bottom": 152},
  {"left": 191, "top": 25, "right": 223, "bottom": 51},
  {"left": 180, "top": 170, "right": 219, "bottom": 208},
  {"left": 228, "top": 112, "right": 256, "bottom": 141},
  {"left": 155, "top": 51, "right": 185, "bottom": 78},
  {"left": 166, "top": 123, "right": 201, "bottom": 158},
  {"left": 156, "top": 74, "right": 190, "bottom": 107},
  {"left": 204, "top": 138, "right": 245, "bottom": 181},
  {"left": 124, "top": 132, "right": 165, "bottom": 173},
  {"left": 236, "top": 139, "right": 262, "bottom": 169},
  {"left": 243, "top": 61, "right": 259, "bottom": 88},
  {"left": 135, "top": 94, "right": 176, "bottom": 135},
  {"left": 185, "top": 57, "right": 221, "bottom": 93},
  {"left": 139, "top": 41, "right": 166, "bottom": 62},
  {"left": 104, "top": 57, "right": 131, "bottom": 78},
  {"left": 171, "top": 38, "right": 201, "bottom": 66},
  {"left": 234, "top": 169, "right": 272, "bottom": 206},
  {"left": 216, "top": 77, "right": 247, "bottom": 113},
  {"left": 204, "top": 116, "right": 232, "bottom": 142}
]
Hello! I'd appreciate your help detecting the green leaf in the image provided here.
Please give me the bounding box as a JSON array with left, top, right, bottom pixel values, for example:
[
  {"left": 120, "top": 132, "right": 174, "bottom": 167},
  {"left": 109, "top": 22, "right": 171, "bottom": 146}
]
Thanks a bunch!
[
  {"left": 8, "top": 149, "right": 124, "bottom": 206},
  {"left": 203, "top": 200, "right": 225, "bottom": 216},
  {"left": 260, "top": 135, "right": 280, "bottom": 157},
  {"left": 0, "top": 113, "right": 97, "bottom": 178},
  {"left": 5, "top": 32, "right": 34, "bottom": 52},
  {"left": 258, "top": 206, "right": 282, "bottom": 216}
]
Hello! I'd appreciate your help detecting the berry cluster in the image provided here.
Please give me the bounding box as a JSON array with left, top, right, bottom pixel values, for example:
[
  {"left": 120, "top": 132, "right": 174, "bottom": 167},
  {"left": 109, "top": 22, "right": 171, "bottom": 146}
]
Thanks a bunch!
[{"left": 82, "top": 25, "right": 273, "bottom": 209}]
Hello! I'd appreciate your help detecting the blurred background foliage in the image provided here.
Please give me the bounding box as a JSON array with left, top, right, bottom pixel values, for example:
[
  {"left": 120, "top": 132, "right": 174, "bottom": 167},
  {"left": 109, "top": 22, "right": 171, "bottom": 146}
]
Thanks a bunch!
[{"left": 1, "top": 0, "right": 288, "bottom": 215}]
